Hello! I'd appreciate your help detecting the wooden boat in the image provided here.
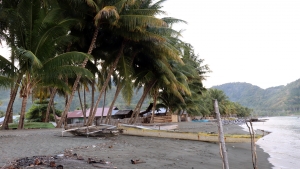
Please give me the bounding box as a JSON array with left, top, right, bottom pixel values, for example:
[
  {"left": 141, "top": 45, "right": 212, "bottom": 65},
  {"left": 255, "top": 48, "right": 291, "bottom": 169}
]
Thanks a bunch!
[
  {"left": 192, "top": 119, "right": 210, "bottom": 122},
  {"left": 62, "top": 124, "right": 119, "bottom": 137},
  {"left": 118, "top": 124, "right": 263, "bottom": 143},
  {"left": 120, "top": 123, "right": 178, "bottom": 131}
]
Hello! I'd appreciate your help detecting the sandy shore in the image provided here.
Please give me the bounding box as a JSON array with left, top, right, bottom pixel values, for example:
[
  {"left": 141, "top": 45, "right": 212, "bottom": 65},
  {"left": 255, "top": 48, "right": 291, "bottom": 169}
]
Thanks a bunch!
[{"left": 0, "top": 122, "right": 273, "bottom": 169}]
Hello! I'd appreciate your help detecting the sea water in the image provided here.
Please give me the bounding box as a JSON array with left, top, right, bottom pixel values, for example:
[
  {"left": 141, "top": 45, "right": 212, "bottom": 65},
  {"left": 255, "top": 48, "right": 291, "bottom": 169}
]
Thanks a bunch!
[{"left": 242, "top": 116, "right": 300, "bottom": 169}]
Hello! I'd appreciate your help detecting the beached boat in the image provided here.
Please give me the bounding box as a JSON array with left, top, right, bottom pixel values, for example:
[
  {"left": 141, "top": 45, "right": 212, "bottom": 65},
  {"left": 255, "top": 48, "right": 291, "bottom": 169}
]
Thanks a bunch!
[
  {"left": 62, "top": 124, "right": 119, "bottom": 137},
  {"left": 192, "top": 119, "right": 210, "bottom": 122},
  {"left": 118, "top": 124, "right": 263, "bottom": 143},
  {"left": 120, "top": 123, "right": 178, "bottom": 131}
]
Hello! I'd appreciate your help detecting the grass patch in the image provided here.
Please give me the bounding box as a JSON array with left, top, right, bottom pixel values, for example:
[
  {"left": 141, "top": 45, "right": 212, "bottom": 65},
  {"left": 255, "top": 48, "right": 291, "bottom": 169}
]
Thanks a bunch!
[{"left": 8, "top": 122, "right": 55, "bottom": 129}]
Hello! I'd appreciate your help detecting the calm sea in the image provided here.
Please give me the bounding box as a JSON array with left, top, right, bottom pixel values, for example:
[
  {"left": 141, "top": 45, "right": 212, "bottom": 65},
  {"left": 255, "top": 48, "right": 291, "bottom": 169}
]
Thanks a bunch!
[{"left": 242, "top": 116, "right": 300, "bottom": 169}]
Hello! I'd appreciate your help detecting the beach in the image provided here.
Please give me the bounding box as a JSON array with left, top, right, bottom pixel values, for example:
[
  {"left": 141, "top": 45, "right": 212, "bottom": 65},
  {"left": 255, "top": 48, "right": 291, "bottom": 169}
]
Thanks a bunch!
[{"left": 0, "top": 122, "right": 273, "bottom": 169}]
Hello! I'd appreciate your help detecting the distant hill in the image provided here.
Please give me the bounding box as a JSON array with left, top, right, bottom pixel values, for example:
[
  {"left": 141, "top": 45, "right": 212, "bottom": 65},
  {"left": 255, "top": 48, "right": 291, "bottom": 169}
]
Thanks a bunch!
[{"left": 212, "top": 79, "right": 300, "bottom": 115}]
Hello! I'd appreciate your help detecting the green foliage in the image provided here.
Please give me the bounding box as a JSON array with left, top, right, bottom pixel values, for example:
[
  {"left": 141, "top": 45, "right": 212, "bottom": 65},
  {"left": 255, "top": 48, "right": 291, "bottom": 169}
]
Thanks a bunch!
[
  {"left": 0, "top": 111, "right": 4, "bottom": 118},
  {"left": 8, "top": 122, "right": 55, "bottom": 129},
  {"left": 26, "top": 101, "right": 62, "bottom": 122}
]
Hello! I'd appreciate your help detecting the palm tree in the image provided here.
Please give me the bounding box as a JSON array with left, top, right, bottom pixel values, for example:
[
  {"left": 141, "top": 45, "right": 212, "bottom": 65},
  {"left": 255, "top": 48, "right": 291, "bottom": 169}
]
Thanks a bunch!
[
  {"left": 208, "top": 88, "right": 229, "bottom": 115},
  {"left": 56, "top": 0, "right": 131, "bottom": 128},
  {"left": 85, "top": 0, "right": 174, "bottom": 126},
  {"left": 1, "top": 0, "right": 94, "bottom": 129}
]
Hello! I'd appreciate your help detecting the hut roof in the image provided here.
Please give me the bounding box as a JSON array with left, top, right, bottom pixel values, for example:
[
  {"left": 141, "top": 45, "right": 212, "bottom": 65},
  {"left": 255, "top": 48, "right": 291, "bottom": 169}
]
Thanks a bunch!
[
  {"left": 68, "top": 107, "right": 118, "bottom": 118},
  {"left": 114, "top": 110, "right": 133, "bottom": 115}
]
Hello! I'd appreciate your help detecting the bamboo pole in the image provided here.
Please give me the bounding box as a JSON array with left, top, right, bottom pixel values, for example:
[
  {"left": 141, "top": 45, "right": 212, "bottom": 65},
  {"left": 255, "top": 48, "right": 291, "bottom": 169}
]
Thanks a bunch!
[{"left": 214, "top": 99, "right": 229, "bottom": 169}]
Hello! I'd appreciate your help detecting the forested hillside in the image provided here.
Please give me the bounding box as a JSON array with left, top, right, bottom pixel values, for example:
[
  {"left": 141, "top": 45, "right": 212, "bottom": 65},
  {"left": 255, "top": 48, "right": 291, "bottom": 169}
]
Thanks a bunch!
[{"left": 213, "top": 79, "right": 300, "bottom": 115}]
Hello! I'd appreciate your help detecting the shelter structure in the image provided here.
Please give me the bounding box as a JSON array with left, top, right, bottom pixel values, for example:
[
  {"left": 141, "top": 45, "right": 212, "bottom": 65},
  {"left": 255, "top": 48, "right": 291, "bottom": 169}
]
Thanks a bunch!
[
  {"left": 67, "top": 107, "right": 119, "bottom": 125},
  {"left": 113, "top": 110, "right": 133, "bottom": 119}
]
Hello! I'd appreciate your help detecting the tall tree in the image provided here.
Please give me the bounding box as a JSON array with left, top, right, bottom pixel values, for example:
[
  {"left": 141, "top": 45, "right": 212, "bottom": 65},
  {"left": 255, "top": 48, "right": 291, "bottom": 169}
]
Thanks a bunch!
[
  {"left": 1, "top": 0, "right": 93, "bottom": 129},
  {"left": 56, "top": 0, "right": 130, "bottom": 128}
]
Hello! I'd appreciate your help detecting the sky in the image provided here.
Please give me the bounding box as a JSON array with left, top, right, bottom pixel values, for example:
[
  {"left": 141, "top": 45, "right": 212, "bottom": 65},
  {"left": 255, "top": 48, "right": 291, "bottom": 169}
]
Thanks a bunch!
[
  {"left": 162, "top": 0, "right": 300, "bottom": 89},
  {"left": 1, "top": 0, "right": 300, "bottom": 89}
]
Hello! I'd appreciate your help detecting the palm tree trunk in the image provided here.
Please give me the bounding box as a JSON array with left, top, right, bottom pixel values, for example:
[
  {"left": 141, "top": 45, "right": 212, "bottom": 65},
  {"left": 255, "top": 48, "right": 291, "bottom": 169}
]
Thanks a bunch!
[
  {"left": 100, "top": 89, "right": 107, "bottom": 123},
  {"left": 64, "top": 86, "right": 69, "bottom": 129},
  {"left": 78, "top": 87, "right": 84, "bottom": 114},
  {"left": 18, "top": 88, "right": 30, "bottom": 129},
  {"left": 1, "top": 74, "right": 22, "bottom": 130},
  {"left": 83, "top": 87, "right": 87, "bottom": 125},
  {"left": 8, "top": 90, "right": 13, "bottom": 124},
  {"left": 105, "top": 82, "right": 123, "bottom": 124},
  {"left": 52, "top": 104, "right": 58, "bottom": 125},
  {"left": 45, "top": 87, "right": 57, "bottom": 122},
  {"left": 130, "top": 80, "right": 157, "bottom": 124},
  {"left": 87, "top": 62, "right": 96, "bottom": 126},
  {"left": 9, "top": 48, "right": 15, "bottom": 124},
  {"left": 86, "top": 41, "right": 125, "bottom": 126},
  {"left": 56, "top": 28, "right": 99, "bottom": 128},
  {"left": 150, "top": 89, "right": 158, "bottom": 123}
]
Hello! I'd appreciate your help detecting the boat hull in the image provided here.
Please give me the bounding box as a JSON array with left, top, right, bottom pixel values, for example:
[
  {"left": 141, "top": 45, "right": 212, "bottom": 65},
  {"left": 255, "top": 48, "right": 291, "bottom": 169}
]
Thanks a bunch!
[{"left": 118, "top": 126, "right": 261, "bottom": 143}]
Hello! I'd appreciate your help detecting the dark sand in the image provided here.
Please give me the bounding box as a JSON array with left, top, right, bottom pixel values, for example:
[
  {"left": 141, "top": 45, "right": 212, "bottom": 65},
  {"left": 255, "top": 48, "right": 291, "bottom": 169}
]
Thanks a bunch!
[{"left": 0, "top": 122, "right": 273, "bottom": 169}]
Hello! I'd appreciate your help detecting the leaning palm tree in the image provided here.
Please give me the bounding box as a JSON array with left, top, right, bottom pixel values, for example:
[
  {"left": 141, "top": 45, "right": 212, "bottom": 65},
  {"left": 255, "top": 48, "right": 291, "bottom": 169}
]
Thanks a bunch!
[
  {"left": 1, "top": 0, "right": 94, "bottom": 129},
  {"left": 56, "top": 0, "right": 131, "bottom": 128},
  {"left": 86, "top": 0, "right": 181, "bottom": 126}
]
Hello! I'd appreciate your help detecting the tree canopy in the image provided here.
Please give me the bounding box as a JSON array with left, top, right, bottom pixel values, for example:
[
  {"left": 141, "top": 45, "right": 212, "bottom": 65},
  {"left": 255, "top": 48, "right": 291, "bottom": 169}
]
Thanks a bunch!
[{"left": 0, "top": 0, "right": 253, "bottom": 129}]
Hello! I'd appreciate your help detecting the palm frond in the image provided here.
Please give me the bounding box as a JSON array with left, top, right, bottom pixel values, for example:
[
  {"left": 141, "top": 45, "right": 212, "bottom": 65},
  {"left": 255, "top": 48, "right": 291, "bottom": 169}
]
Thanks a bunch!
[
  {"left": 162, "top": 17, "right": 187, "bottom": 25},
  {"left": 85, "top": 0, "right": 100, "bottom": 12},
  {"left": 114, "top": 0, "right": 136, "bottom": 13},
  {"left": 17, "top": 48, "right": 42, "bottom": 69},
  {"left": 55, "top": 65, "right": 94, "bottom": 79},
  {"left": 119, "top": 55, "right": 133, "bottom": 104},
  {"left": 0, "top": 55, "right": 17, "bottom": 77},
  {"left": 119, "top": 15, "right": 167, "bottom": 31},
  {"left": 43, "top": 52, "right": 92, "bottom": 70},
  {"left": 127, "top": 9, "right": 166, "bottom": 16},
  {"left": 0, "top": 76, "right": 13, "bottom": 88}
]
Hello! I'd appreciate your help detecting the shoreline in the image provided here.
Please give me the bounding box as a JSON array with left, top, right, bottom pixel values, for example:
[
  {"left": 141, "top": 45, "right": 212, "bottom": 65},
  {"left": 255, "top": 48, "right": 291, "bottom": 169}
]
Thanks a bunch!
[{"left": 0, "top": 122, "right": 273, "bottom": 169}]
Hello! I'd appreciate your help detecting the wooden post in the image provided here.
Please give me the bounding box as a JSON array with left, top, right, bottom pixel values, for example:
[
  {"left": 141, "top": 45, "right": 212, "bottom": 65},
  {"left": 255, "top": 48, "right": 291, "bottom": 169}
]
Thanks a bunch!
[
  {"left": 214, "top": 99, "right": 230, "bottom": 169},
  {"left": 246, "top": 121, "right": 258, "bottom": 169}
]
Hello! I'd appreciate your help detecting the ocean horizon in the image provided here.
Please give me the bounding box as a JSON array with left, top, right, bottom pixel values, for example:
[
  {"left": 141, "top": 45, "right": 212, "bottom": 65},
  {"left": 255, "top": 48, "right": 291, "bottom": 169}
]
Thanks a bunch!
[{"left": 241, "top": 116, "right": 300, "bottom": 169}]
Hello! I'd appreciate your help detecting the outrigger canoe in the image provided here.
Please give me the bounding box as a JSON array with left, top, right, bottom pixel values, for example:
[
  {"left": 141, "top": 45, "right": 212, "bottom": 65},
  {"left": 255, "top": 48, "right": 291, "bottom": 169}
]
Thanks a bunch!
[
  {"left": 117, "top": 124, "right": 263, "bottom": 143},
  {"left": 62, "top": 124, "right": 119, "bottom": 137}
]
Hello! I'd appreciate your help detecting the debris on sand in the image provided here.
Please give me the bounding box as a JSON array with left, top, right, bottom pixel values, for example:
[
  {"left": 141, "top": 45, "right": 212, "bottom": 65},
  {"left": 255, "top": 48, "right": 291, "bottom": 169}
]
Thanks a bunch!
[
  {"left": 2, "top": 154, "right": 116, "bottom": 169},
  {"left": 131, "top": 159, "right": 146, "bottom": 164}
]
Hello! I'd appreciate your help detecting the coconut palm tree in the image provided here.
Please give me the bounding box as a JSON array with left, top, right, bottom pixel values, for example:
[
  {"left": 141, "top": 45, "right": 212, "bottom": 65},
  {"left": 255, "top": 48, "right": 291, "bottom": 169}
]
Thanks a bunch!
[
  {"left": 56, "top": 0, "right": 134, "bottom": 128},
  {"left": 1, "top": 0, "right": 94, "bottom": 129},
  {"left": 85, "top": 0, "right": 175, "bottom": 126}
]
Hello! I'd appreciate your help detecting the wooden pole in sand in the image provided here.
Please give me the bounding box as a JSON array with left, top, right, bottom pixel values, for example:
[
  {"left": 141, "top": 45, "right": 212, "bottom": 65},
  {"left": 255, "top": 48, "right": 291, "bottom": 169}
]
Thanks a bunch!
[{"left": 214, "top": 99, "right": 229, "bottom": 169}]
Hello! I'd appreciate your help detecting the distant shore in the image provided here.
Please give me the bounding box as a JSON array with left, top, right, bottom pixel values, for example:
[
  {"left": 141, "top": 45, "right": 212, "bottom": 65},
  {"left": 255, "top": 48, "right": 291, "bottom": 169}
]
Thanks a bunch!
[{"left": 0, "top": 122, "right": 273, "bottom": 169}]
